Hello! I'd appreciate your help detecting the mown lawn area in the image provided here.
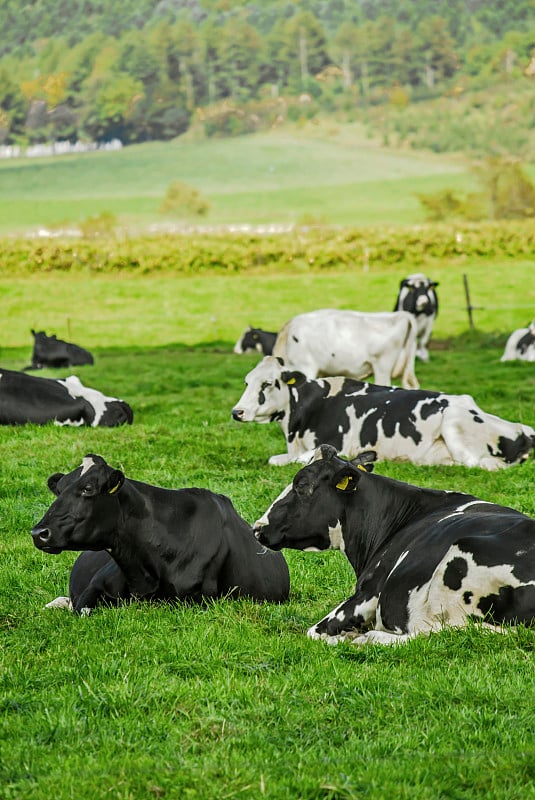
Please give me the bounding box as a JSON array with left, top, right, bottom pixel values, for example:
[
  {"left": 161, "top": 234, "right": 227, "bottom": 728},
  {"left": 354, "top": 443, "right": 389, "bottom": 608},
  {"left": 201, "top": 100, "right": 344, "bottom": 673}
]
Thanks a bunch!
[{"left": 1, "top": 261, "right": 535, "bottom": 799}]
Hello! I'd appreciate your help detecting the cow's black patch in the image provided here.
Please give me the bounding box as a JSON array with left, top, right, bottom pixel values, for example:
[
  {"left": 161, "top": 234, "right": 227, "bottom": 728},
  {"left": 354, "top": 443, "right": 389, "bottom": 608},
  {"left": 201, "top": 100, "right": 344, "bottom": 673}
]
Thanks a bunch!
[
  {"left": 517, "top": 329, "right": 535, "bottom": 355},
  {"left": 463, "top": 590, "right": 473, "bottom": 604},
  {"left": 443, "top": 556, "right": 468, "bottom": 590},
  {"left": 487, "top": 433, "right": 532, "bottom": 464},
  {"left": 470, "top": 409, "right": 484, "bottom": 424},
  {"left": 477, "top": 584, "right": 535, "bottom": 624}
]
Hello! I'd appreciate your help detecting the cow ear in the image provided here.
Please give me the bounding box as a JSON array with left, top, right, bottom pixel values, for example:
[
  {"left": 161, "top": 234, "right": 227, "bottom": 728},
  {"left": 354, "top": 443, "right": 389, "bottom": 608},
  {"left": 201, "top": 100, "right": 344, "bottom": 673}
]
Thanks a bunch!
[
  {"left": 430, "top": 281, "right": 439, "bottom": 287},
  {"left": 103, "top": 469, "right": 125, "bottom": 495},
  {"left": 332, "top": 466, "right": 361, "bottom": 493},
  {"left": 48, "top": 473, "right": 65, "bottom": 496},
  {"left": 350, "top": 450, "right": 377, "bottom": 473},
  {"left": 281, "top": 370, "right": 306, "bottom": 387}
]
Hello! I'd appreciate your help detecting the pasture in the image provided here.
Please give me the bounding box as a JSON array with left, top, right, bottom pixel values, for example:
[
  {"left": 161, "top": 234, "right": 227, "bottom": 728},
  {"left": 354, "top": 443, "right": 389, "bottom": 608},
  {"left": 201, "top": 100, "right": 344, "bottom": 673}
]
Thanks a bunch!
[
  {"left": 0, "top": 123, "right": 474, "bottom": 233},
  {"left": 1, "top": 256, "right": 535, "bottom": 799}
]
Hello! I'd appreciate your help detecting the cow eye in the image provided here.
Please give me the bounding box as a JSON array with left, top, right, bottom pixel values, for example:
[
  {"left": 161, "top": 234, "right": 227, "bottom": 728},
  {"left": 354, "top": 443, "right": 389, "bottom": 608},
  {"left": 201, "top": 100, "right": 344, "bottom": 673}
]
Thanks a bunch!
[
  {"left": 261, "top": 381, "right": 272, "bottom": 390},
  {"left": 81, "top": 485, "right": 93, "bottom": 496}
]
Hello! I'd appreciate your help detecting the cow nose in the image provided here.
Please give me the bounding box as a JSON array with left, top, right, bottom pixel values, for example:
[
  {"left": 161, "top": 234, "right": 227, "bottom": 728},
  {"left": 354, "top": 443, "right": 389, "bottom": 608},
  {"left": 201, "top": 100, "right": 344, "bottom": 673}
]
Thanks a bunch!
[
  {"left": 232, "top": 408, "right": 244, "bottom": 421},
  {"left": 31, "top": 526, "right": 52, "bottom": 544}
]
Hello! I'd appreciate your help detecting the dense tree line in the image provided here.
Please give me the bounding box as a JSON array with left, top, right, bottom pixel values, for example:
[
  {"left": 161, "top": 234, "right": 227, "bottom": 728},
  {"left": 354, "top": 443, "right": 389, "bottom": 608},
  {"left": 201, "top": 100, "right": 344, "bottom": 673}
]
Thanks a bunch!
[{"left": 0, "top": 0, "right": 534, "bottom": 148}]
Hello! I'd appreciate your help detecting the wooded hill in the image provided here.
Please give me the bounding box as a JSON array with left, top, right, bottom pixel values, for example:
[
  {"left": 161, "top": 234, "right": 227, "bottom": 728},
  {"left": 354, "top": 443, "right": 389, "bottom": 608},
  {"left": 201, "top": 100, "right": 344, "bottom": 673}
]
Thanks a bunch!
[{"left": 1, "top": 0, "right": 534, "bottom": 153}]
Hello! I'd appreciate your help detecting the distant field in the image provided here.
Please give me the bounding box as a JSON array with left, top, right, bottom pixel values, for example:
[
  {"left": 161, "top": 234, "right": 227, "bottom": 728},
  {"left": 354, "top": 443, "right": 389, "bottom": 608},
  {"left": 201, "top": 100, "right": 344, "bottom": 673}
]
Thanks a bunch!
[{"left": 0, "top": 124, "right": 474, "bottom": 233}]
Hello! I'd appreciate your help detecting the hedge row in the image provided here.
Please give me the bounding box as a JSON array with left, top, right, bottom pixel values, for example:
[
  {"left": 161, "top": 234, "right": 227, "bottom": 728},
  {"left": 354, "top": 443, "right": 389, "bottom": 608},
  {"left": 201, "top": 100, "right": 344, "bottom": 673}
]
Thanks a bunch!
[{"left": 1, "top": 221, "right": 534, "bottom": 275}]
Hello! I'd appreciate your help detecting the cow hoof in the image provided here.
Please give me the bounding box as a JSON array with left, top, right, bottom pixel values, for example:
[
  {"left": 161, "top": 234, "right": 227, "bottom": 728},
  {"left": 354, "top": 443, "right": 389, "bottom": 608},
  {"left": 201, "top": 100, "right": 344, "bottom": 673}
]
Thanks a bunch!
[{"left": 45, "top": 596, "right": 73, "bottom": 611}]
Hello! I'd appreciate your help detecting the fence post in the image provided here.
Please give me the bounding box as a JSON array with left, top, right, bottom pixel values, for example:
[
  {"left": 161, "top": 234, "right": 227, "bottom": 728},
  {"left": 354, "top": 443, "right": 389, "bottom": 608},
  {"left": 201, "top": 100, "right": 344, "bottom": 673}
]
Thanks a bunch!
[{"left": 463, "top": 273, "right": 475, "bottom": 329}]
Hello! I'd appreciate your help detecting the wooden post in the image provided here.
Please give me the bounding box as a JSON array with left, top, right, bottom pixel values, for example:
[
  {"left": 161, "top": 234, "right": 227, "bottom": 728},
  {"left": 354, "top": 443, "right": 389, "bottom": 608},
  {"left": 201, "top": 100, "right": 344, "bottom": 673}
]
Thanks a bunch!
[{"left": 463, "top": 274, "right": 474, "bottom": 329}]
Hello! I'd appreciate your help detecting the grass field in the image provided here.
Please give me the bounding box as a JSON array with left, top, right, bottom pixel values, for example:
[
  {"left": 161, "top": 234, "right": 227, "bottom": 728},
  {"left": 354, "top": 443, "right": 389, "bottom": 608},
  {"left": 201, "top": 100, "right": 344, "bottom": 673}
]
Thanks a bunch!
[
  {"left": 1, "top": 261, "right": 535, "bottom": 799},
  {"left": 0, "top": 123, "right": 474, "bottom": 233}
]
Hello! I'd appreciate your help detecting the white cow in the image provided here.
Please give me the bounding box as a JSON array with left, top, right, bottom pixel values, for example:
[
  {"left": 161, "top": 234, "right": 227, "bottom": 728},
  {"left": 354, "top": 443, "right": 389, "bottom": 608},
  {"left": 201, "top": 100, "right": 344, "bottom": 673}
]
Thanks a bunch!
[
  {"left": 272, "top": 309, "right": 419, "bottom": 389},
  {"left": 501, "top": 322, "right": 535, "bottom": 362},
  {"left": 231, "top": 356, "right": 535, "bottom": 470}
]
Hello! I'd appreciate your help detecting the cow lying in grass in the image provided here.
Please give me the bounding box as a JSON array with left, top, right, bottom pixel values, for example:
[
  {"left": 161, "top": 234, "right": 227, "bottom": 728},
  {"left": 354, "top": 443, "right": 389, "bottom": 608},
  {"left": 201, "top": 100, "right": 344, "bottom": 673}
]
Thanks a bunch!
[
  {"left": 254, "top": 445, "right": 535, "bottom": 646},
  {"left": 31, "top": 454, "right": 290, "bottom": 614},
  {"left": 234, "top": 327, "right": 277, "bottom": 355},
  {"left": 231, "top": 356, "right": 535, "bottom": 470},
  {"left": 26, "top": 329, "right": 94, "bottom": 370},
  {"left": 501, "top": 322, "right": 535, "bottom": 362},
  {"left": 0, "top": 368, "right": 132, "bottom": 427}
]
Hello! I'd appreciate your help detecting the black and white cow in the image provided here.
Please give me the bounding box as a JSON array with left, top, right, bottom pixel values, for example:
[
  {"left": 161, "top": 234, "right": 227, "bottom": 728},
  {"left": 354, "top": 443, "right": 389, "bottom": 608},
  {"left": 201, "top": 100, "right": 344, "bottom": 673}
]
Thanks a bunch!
[
  {"left": 272, "top": 308, "right": 419, "bottom": 389},
  {"left": 254, "top": 445, "right": 535, "bottom": 646},
  {"left": 31, "top": 454, "right": 290, "bottom": 614},
  {"left": 0, "top": 368, "right": 133, "bottom": 427},
  {"left": 393, "top": 274, "right": 438, "bottom": 361},
  {"left": 231, "top": 356, "right": 535, "bottom": 469},
  {"left": 234, "top": 327, "right": 278, "bottom": 355},
  {"left": 501, "top": 322, "right": 535, "bottom": 363},
  {"left": 26, "top": 330, "right": 94, "bottom": 370}
]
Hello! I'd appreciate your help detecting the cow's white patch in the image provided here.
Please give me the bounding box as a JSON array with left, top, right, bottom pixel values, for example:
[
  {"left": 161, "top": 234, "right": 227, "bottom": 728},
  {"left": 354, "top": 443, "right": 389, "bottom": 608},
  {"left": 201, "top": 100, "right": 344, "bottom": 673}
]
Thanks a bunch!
[
  {"left": 328, "top": 522, "right": 345, "bottom": 552},
  {"left": 58, "top": 375, "right": 117, "bottom": 426},
  {"left": 438, "top": 499, "right": 494, "bottom": 523},
  {"left": 254, "top": 482, "right": 293, "bottom": 529},
  {"left": 54, "top": 418, "right": 85, "bottom": 427},
  {"left": 80, "top": 456, "right": 96, "bottom": 475}
]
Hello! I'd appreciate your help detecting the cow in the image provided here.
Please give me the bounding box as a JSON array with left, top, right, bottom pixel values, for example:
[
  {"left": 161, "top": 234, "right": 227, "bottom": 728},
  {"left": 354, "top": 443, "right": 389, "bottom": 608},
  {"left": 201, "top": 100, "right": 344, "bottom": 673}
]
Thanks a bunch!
[
  {"left": 393, "top": 274, "right": 439, "bottom": 361},
  {"left": 272, "top": 308, "right": 419, "bottom": 389},
  {"left": 234, "top": 327, "right": 277, "bottom": 355},
  {"left": 231, "top": 356, "right": 535, "bottom": 469},
  {"left": 26, "top": 330, "right": 94, "bottom": 370},
  {"left": 254, "top": 444, "right": 535, "bottom": 646},
  {"left": 31, "top": 454, "right": 290, "bottom": 614},
  {"left": 501, "top": 322, "right": 535, "bottom": 362},
  {"left": 0, "top": 368, "right": 133, "bottom": 427}
]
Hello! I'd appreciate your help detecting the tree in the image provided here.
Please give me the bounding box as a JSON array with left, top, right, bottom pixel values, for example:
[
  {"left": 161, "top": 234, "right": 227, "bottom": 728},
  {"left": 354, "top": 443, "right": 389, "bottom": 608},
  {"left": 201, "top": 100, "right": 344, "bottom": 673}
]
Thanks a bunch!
[{"left": 0, "top": 66, "right": 27, "bottom": 143}]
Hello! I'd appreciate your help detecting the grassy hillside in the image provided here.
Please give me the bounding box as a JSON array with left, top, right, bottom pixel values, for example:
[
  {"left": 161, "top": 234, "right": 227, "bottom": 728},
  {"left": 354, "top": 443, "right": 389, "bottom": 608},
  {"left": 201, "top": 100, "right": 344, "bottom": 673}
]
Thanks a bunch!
[{"left": 0, "top": 124, "right": 474, "bottom": 233}]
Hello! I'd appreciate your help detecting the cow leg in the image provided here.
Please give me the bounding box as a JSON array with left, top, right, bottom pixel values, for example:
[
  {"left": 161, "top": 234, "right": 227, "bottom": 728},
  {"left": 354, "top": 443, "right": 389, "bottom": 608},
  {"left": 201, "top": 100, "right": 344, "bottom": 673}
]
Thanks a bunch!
[
  {"left": 307, "top": 593, "right": 378, "bottom": 644},
  {"left": 268, "top": 453, "right": 299, "bottom": 466},
  {"left": 71, "top": 558, "right": 130, "bottom": 615},
  {"left": 350, "top": 630, "right": 413, "bottom": 646}
]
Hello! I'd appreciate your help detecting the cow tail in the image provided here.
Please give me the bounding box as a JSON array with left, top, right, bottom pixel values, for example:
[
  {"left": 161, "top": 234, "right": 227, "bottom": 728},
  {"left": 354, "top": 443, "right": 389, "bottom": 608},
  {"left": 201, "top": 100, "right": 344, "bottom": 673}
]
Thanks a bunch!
[{"left": 396, "top": 315, "right": 419, "bottom": 389}]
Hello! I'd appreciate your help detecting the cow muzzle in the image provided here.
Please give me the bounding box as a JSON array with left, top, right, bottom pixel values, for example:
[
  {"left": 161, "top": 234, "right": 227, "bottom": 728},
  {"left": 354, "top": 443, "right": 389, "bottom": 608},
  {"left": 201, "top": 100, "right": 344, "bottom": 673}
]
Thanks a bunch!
[
  {"left": 231, "top": 408, "right": 245, "bottom": 421},
  {"left": 31, "top": 526, "right": 61, "bottom": 553}
]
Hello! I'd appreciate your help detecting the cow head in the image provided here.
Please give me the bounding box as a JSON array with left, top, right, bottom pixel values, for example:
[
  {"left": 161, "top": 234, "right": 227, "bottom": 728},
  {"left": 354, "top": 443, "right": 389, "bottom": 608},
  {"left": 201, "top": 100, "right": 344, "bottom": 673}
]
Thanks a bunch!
[
  {"left": 31, "top": 454, "right": 125, "bottom": 554},
  {"left": 253, "top": 445, "right": 376, "bottom": 551},
  {"left": 232, "top": 356, "right": 304, "bottom": 423},
  {"left": 396, "top": 274, "right": 439, "bottom": 316},
  {"left": 235, "top": 327, "right": 264, "bottom": 354}
]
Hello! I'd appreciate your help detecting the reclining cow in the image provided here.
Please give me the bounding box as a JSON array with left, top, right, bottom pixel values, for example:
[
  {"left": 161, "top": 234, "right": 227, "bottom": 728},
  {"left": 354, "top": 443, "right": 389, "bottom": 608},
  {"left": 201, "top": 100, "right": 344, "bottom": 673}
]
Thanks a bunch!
[
  {"left": 234, "top": 327, "right": 277, "bottom": 355},
  {"left": 0, "top": 368, "right": 132, "bottom": 427},
  {"left": 393, "top": 274, "right": 439, "bottom": 361},
  {"left": 31, "top": 454, "right": 290, "bottom": 614},
  {"left": 231, "top": 356, "right": 535, "bottom": 469},
  {"left": 271, "top": 308, "right": 419, "bottom": 389},
  {"left": 26, "top": 329, "right": 94, "bottom": 370},
  {"left": 254, "top": 445, "right": 535, "bottom": 646},
  {"left": 501, "top": 322, "right": 535, "bottom": 362}
]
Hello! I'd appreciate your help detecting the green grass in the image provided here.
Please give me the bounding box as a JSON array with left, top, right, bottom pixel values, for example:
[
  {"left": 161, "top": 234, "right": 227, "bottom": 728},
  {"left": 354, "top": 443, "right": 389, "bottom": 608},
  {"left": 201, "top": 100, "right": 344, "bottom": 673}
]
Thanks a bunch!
[
  {"left": 0, "top": 124, "right": 474, "bottom": 233},
  {"left": 1, "top": 261, "right": 535, "bottom": 799}
]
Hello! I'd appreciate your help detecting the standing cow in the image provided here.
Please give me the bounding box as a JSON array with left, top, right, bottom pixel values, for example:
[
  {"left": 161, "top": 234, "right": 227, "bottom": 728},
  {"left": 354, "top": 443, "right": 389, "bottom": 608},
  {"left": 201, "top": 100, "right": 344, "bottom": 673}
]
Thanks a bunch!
[
  {"left": 501, "top": 322, "right": 535, "bottom": 362},
  {"left": 254, "top": 445, "right": 535, "bottom": 646},
  {"left": 234, "top": 327, "right": 277, "bottom": 355},
  {"left": 231, "top": 356, "right": 535, "bottom": 469},
  {"left": 272, "top": 309, "right": 419, "bottom": 389},
  {"left": 394, "top": 274, "right": 438, "bottom": 361}
]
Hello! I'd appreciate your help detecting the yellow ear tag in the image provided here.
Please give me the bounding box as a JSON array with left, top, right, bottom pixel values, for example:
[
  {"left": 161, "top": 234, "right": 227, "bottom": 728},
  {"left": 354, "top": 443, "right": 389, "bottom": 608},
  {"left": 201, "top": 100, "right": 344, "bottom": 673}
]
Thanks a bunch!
[
  {"left": 357, "top": 464, "right": 367, "bottom": 472},
  {"left": 108, "top": 482, "right": 121, "bottom": 495},
  {"left": 336, "top": 475, "right": 352, "bottom": 490},
  {"left": 286, "top": 377, "right": 296, "bottom": 385}
]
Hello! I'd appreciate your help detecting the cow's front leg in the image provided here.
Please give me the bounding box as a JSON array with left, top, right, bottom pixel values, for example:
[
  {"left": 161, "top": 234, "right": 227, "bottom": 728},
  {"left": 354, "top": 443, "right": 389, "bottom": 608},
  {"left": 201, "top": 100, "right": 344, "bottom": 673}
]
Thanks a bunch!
[
  {"left": 268, "top": 453, "right": 297, "bottom": 466},
  {"left": 307, "top": 593, "right": 378, "bottom": 644}
]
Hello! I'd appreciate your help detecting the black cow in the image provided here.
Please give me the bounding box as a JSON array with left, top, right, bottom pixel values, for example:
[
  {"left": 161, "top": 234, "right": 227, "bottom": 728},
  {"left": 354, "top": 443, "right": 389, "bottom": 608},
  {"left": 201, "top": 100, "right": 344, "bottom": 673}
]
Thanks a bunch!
[
  {"left": 32, "top": 454, "right": 290, "bottom": 614},
  {"left": 0, "top": 368, "right": 132, "bottom": 427},
  {"left": 26, "top": 330, "right": 94, "bottom": 370},
  {"left": 233, "top": 327, "right": 278, "bottom": 355},
  {"left": 254, "top": 445, "right": 535, "bottom": 646},
  {"left": 394, "top": 274, "right": 438, "bottom": 361}
]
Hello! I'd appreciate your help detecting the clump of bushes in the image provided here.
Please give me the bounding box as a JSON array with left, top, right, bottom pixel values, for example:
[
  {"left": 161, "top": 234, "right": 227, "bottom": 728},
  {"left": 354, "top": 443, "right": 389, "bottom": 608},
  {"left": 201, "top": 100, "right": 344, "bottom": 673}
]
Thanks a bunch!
[{"left": 159, "top": 181, "right": 210, "bottom": 217}]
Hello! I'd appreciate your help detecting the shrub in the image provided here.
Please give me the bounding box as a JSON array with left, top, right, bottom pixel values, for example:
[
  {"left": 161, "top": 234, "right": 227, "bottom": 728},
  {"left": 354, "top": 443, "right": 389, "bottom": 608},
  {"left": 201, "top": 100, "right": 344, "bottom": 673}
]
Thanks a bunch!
[{"left": 159, "top": 181, "right": 210, "bottom": 217}]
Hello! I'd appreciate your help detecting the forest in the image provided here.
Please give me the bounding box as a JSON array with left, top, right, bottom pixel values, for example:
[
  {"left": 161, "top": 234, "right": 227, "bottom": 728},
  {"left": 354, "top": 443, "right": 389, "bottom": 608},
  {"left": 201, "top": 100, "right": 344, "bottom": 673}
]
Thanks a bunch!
[{"left": 0, "top": 0, "right": 534, "bottom": 151}]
